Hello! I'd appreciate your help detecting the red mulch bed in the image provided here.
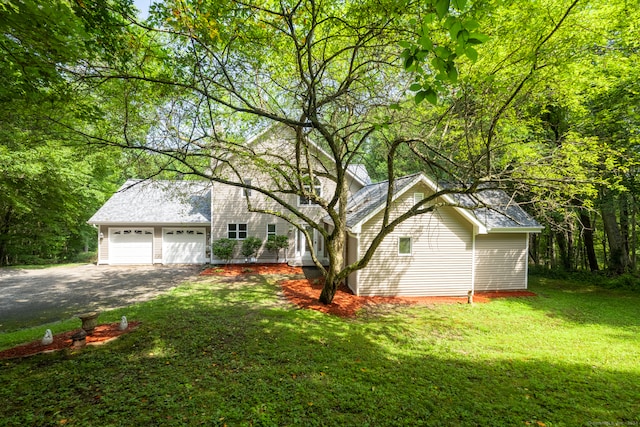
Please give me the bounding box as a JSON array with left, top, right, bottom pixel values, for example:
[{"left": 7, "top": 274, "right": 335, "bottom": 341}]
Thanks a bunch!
[
  {"left": 201, "top": 263, "right": 304, "bottom": 276},
  {"left": 280, "top": 278, "right": 537, "bottom": 318},
  {"left": 201, "top": 264, "right": 536, "bottom": 317},
  {"left": 0, "top": 321, "right": 140, "bottom": 360}
]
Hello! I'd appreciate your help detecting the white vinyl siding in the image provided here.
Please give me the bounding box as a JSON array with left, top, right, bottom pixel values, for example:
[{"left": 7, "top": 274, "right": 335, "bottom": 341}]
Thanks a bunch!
[
  {"left": 98, "top": 225, "right": 109, "bottom": 264},
  {"left": 474, "top": 233, "right": 528, "bottom": 291},
  {"left": 210, "top": 168, "right": 333, "bottom": 264},
  {"left": 358, "top": 194, "right": 474, "bottom": 296},
  {"left": 346, "top": 234, "right": 359, "bottom": 294}
]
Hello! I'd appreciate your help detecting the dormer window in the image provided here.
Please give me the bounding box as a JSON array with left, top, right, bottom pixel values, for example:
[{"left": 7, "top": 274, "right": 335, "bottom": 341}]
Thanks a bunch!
[{"left": 243, "top": 179, "right": 252, "bottom": 197}]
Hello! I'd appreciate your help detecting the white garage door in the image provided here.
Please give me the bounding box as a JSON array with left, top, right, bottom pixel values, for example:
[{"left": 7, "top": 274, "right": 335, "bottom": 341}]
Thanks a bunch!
[
  {"left": 163, "top": 228, "right": 206, "bottom": 264},
  {"left": 109, "top": 228, "right": 154, "bottom": 264}
]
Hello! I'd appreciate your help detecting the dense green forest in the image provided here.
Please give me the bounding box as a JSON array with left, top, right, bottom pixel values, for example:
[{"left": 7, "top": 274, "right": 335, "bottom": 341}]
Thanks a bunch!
[{"left": 0, "top": 0, "right": 637, "bottom": 284}]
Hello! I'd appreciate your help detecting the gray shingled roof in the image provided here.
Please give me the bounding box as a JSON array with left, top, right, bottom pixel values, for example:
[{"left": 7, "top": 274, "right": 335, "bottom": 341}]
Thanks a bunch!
[
  {"left": 88, "top": 180, "right": 211, "bottom": 224},
  {"left": 344, "top": 173, "right": 541, "bottom": 231},
  {"left": 453, "top": 189, "right": 542, "bottom": 230},
  {"left": 346, "top": 164, "right": 372, "bottom": 186},
  {"left": 345, "top": 173, "right": 421, "bottom": 229}
]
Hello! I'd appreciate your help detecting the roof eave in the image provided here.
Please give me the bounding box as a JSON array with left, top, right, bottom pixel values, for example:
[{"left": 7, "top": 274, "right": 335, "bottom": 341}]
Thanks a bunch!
[
  {"left": 487, "top": 226, "right": 544, "bottom": 233},
  {"left": 87, "top": 221, "right": 211, "bottom": 226}
]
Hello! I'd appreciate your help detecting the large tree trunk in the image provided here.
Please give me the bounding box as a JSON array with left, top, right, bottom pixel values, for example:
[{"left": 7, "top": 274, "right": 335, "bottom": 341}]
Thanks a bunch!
[
  {"left": 0, "top": 207, "right": 13, "bottom": 267},
  {"left": 556, "top": 231, "right": 571, "bottom": 271},
  {"left": 319, "top": 174, "right": 348, "bottom": 305},
  {"left": 601, "top": 189, "right": 631, "bottom": 274},
  {"left": 619, "top": 193, "right": 630, "bottom": 256},
  {"left": 578, "top": 209, "right": 599, "bottom": 271},
  {"left": 319, "top": 232, "right": 345, "bottom": 304},
  {"left": 529, "top": 233, "right": 539, "bottom": 265},
  {"left": 546, "top": 228, "right": 556, "bottom": 269},
  {"left": 632, "top": 195, "right": 637, "bottom": 271}
]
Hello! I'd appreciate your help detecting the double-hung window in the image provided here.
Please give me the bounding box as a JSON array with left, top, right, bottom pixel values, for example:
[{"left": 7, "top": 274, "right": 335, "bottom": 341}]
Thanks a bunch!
[
  {"left": 267, "top": 224, "right": 277, "bottom": 240},
  {"left": 228, "top": 223, "right": 247, "bottom": 240}
]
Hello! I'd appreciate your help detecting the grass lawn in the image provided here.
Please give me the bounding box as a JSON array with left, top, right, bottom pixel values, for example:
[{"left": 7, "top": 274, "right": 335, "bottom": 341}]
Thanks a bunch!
[{"left": 0, "top": 274, "right": 638, "bottom": 426}]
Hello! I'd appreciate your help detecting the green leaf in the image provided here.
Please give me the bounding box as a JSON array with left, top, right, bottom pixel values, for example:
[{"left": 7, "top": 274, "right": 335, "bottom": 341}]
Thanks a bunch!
[
  {"left": 418, "top": 35, "right": 433, "bottom": 51},
  {"left": 449, "top": 21, "right": 462, "bottom": 40},
  {"left": 468, "top": 32, "right": 489, "bottom": 43},
  {"left": 435, "top": 0, "right": 450, "bottom": 19},
  {"left": 404, "top": 55, "right": 414, "bottom": 69},
  {"left": 409, "top": 83, "right": 423, "bottom": 91},
  {"left": 452, "top": 0, "right": 467, "bottom": 10},
  {"left": 448, "top": 66, "right": 458, "bottom": 83},
  {"left": 465, "top": 46, "right": 478, "bottom": 62},
  {"left": 463, "top": 19, "right": 480, "bottom": 31},
  {"left": 457, "top": 29, "right": 469, "bottom": 43},
  {"left": 389, "top": 103, "right": 401, "bottom": 110},
  {"left": 415, "top": 90, "right": 427, "bottom": 104},
  {"left": 423, "top": 13, "right": 436, "bottom": 25},
  {"left": 425, "top": 88, "right": 438, "bottom": 105},
  {"left": 435, "top": 46, "right": 451, "bottom": 60},
  {"left": 415, "top": 49, "right": 429, "bottom": 61},
  {"left": 431, "top": 57, "right": 446, "bottom": 74}
]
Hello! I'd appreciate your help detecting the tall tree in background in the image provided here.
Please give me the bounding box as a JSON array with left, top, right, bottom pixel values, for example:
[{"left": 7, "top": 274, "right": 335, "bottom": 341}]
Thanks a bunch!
[
  {"left": 391, "top": 0, "right": 639, "bottom": 273},
  {"left": 0, "top": 0, "right": 133, "bottom": 264}
]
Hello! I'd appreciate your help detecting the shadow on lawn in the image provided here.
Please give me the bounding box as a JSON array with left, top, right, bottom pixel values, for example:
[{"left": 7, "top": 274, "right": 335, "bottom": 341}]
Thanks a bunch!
[{"left": 1, "top": 274, "right": 638, "bottom": 426}]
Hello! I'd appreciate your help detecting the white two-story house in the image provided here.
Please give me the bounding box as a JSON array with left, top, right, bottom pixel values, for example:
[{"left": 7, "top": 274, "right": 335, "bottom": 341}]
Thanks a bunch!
[{"left": 89, "top": 125, "right": 542, "bottom": 296}]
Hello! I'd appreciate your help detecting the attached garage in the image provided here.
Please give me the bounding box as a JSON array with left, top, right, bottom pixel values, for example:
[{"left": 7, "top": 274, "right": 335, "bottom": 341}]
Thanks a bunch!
[
  {"left": 162, "top": 227, "right": 207, "bottom": 264},
  {"left": 474, "top": 233, "right": 528, "bottom": 291},
  {"left": 109, "top": 228, "right": 154, "bottom": 264},
  {"left": 89, "top": 180, "right": 212, "bottom": 265}
]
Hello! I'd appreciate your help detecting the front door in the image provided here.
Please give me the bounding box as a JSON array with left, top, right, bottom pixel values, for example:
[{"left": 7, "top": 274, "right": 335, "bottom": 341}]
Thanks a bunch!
[{"left": 297, "top": 226, "right": 324, "bottom": 266}]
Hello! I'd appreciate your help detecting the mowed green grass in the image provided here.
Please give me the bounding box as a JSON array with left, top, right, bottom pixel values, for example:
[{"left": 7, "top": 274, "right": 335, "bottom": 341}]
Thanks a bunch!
[{"left": 0, "top": 274, "right": 638, "bottom": 426}]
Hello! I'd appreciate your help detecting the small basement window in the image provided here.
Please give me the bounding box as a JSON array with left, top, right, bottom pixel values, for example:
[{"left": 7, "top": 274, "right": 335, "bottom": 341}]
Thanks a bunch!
[
  {"left": 228, "top": 223, "right": 247, "bottom": 240},
  {"left": 398, "top": 237, "right": 412, "bottom": 256}
]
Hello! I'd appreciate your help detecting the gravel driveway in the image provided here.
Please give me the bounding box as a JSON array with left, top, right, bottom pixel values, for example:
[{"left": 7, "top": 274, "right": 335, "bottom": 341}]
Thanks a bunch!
[{"left": 0, "top": 264, "right": 201, "bottom": 332}]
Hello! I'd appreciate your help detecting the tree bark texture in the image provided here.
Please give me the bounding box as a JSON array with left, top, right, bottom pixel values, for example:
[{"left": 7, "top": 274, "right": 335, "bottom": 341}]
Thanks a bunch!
[
  {"left": 578, "top": 210, "right": 599, "bottom": 271},
  {"left": 601, "top": 190, "right": 631, "bottom": 274},
  {"left": 319, "top": 222, "right": 345, "bottom": 304}
]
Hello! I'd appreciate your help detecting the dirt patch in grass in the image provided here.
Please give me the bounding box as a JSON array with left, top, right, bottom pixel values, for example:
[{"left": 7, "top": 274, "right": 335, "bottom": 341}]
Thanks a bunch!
[
  {"left": 0, "top": 321, "right": 140, "bottom": 360},
  {"left": 280, "top": 278, "right": 537, "bottom": 317},
  {"left": 201, "top": 263, "right": 304, "bottom": 276}
]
